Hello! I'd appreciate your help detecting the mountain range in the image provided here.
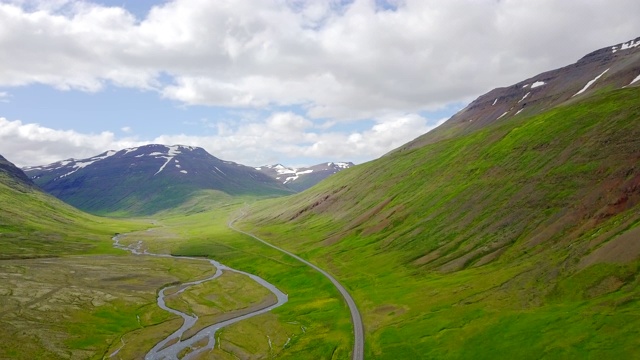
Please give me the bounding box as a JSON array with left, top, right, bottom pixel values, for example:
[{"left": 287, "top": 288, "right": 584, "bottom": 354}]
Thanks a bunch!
[
  {"left": 22, "top": 144, "right": 353, "bottom": 215},
  {"left": 23, "top": 144, "right": 294, "bottom": 215}
]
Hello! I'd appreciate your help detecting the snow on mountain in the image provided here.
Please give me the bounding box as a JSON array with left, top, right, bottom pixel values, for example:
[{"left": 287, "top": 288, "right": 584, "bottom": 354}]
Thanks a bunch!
[
  {"left": 23, "top": 144, "right": 291, "bottom": 215},
  {"left": 398, "top": 36, "right": 640, "bottom": 152},
  {"left": 255, "top": 162, "right": 355, "bottom": 191}
]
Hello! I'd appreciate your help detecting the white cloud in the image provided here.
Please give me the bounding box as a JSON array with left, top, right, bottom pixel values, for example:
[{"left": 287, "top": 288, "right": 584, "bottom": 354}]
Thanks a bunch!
[
  {"left": 121, "top": 126, "right": 132, "bottom": 133},
  {"left": 0, "top": 0, "right": 638, "bottom": 120},
  {"left": 1, "top": 1, "right": 640, "bottom": 167},
  {"left": 0, "top": 113, "right": 440, "bottom": 167},
  {"left": 0, "top": 118, "right": 143, "bottom": 166}
]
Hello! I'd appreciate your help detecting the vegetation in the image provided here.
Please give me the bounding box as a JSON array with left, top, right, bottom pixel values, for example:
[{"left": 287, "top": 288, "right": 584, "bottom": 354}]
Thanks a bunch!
[
  {"left": 3, "top": 86, "right": 640, "bottom": 359},
  {"left": 0, "top": 172, "right": 352, "bottom": 359},
  {"left": 237, "top": 86, "right": 640, "bottom": 358}
]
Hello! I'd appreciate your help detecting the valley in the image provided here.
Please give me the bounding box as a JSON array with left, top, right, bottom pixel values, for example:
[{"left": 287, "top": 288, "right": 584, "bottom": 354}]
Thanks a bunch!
[{"left": 1, "top": 33, "right": 640, "bottom": 360}]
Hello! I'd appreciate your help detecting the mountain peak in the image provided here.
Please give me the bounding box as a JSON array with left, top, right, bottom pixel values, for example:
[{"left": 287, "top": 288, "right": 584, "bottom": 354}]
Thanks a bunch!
[
  {"left": 23, "top": 145, "right": 291, "bottom": 215},
  {"left": 397, "top": 36, "right": 640, "bottom": 152}
]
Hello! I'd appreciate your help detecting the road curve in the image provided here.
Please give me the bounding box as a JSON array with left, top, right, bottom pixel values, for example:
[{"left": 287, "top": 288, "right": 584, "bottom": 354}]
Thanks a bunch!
[{"left": 229, "top": 216, "right": 365, "bottom": 360}]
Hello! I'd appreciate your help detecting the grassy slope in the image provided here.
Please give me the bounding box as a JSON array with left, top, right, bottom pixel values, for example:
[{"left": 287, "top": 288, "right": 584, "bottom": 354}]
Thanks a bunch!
[
  {"left": 238, "top": 87, "right": 640, "bottom": 358},
  {"left": 0, "top": 172, "right": 145, "bottom": 258}
]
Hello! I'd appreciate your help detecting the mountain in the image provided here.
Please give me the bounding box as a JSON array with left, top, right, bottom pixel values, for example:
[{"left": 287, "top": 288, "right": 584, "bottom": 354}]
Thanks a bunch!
[
  {"left": 24, "top": 144, "right": 293, "bottom": 215},
  {"left": 237, "top": 39, "right": 640, "bottom": 358},
  {"left": 255, "top": 162, "right": 354, "bottom": 192},
  {"left": 398, "top": 36, "right": 640, "bottom": 152}
]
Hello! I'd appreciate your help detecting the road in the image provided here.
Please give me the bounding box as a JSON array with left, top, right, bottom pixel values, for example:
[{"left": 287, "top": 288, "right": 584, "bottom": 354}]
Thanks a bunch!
[{"left": 229, "top": 216, "right": 365, "bottom": 360}]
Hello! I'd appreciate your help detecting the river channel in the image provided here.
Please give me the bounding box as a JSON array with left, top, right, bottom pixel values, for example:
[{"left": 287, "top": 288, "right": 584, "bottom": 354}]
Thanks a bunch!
[{"left": 112, "top": 234, "right": 288, "bottom": 360}]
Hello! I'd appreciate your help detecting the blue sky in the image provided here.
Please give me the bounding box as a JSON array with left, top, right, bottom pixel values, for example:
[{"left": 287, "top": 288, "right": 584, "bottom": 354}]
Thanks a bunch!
[{"left": 1, "top": 0, "right": 639, "bottom": 167}]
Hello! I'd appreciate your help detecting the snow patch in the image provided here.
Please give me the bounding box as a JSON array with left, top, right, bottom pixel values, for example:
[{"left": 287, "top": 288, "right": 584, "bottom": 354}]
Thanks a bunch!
[
  {"left": 518, "top": 92, "right": 531, "bottom": 103},
  {"left": 629, "top": 74, "right": 640, "bottom": 86},
  {"left": 615, "top": 39, "right": 640, "bottom": 53},
  {"left": 180, "top": 170, "right": 188, "bottom": 174},
  {"left": 522, "top": 84, "right": 529, "bottom": 88},
  {"left": 166, "top": 145, "right": 182, "bottom": 156},
  {"left": 123, "top": 147, "right": 138, "bottom": 155},
  {"left": 175, "top": 164, "right": 181, "bottom": 168},
  {"left": 153, "top": 157, "right": 173, "bottom": 176},
  {"left": 573, "top": 68, "right": 609, "bottom": 97},
  {"left": 492, "top": 98, "right": 498, "bottom": 106},
  {"left": 283, "top": 169, "right": 314, "bottom": 184},
  {"left": 214, "top": 166, "right": 226, "bottom": 176},
  {"left": 93, "top": 150, "right": 117, "bottom": 160},
  {"left": 254, "top": 167, "right": 261, "bottom": 170},
  {"left": 59, "top": 160, "right": 98, "bottom": 178},
  {"left": 497, "top": 111, "right": 509, "bottom": 120},
  {"left": 515, "top": 109, "right": 524, "bottom": 115},
  {"left": 531, "top": 81, "right": 546, "bottom": 88}
]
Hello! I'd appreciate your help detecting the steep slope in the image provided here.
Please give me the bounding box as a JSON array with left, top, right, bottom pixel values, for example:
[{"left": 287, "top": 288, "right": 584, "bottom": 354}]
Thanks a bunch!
[
  {"left": 398, "top": 36, "right": 640, "bottom": 151},
  {"left": 255, "top": 162, "right": 354, "bottom": 192},
  {"left": 24, "top": 144, "right": 293, "bottom": 215},
  {"left": 0, "top": 154, "right": 137, "bottom": 259},
  {"left": 0, "top": 154, "right": 34, "bottom": 187},
  {"left": 238, "top": 73, "right": 640, "bottom": 356}
]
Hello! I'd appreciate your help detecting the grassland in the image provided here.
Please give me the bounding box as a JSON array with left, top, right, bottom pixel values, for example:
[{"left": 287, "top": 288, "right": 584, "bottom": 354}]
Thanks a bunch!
[
  {"left": 1, "top": 173, "right": 354, "bottom": 359},
  {"left": 237, "top": 87, "right": 640, "bottom": 358}
]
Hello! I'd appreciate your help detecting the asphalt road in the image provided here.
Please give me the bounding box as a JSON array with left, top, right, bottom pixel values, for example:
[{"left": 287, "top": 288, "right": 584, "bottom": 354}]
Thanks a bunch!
[{"left": 229, "top": 217, "right": 365, "bottom": 360}]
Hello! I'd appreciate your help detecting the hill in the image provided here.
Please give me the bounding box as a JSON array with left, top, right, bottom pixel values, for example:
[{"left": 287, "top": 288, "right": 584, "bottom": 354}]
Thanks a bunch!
[
  {"left": 0, "top": 153, "right": 138, "bottom": 259},
  {"left": 24, "top": 144, "right": 293, "bottom": 216},
  {"left": 237, "top": 40, "right": 640, "bottom": 358}
]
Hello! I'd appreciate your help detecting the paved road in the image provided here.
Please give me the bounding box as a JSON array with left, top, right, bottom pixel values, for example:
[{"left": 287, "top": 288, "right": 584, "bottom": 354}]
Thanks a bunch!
[{"left": 229, "top": 216, "right": 365, "bottom": 360}]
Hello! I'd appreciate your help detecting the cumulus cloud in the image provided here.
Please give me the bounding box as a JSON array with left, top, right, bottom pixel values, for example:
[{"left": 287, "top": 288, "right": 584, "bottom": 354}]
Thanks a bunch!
[
  {"left": 0, "top": 113, "right": 439, "bottom": 167},
  {"left": 0, "top": 118, "right": 144, "bottom": 166},
  {"left": 0, "top": 0, "right": 639, "bottom": 119},
  {"left": 1, "top": 0, "right": 639, "bottom": 166}
]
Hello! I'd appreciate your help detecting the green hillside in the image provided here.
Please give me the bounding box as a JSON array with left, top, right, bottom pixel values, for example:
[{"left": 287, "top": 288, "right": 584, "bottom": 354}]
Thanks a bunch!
[
  {"left": 0, "top": 165, "right": 143, "bottom": 259},
  {"left": 238, "top": 86, "right": 640, "bottom": 358}
]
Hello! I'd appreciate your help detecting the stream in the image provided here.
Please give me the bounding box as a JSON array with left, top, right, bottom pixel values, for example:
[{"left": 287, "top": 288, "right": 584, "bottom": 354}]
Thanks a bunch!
[{"left": 112, "top": 234, "right": 288, "bottom": 360}]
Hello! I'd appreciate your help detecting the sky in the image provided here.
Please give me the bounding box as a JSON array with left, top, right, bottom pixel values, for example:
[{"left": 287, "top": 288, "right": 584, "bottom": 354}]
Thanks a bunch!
[{"left": 0, "top": 0, "right": 639, "bottom": 167}]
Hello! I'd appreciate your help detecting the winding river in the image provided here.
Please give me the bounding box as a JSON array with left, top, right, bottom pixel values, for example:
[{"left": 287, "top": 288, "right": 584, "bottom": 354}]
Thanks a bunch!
[{"left": 112, "top": 234, "right": 288, "bottom": 360}]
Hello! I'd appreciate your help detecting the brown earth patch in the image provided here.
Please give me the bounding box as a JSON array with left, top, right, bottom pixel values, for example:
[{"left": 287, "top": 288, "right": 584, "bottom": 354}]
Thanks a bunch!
[
  {"left": 472, "top": 246, "right": 508, "bottom": 267},
  {"left": 413, "top": 251, "right": 441, "bottom": 266},
  {"left": 586, "top": 276, "right": 624, "bottom": 298},
  {"left": 579, "top": 225, "right": 640, "bottom": 268}
]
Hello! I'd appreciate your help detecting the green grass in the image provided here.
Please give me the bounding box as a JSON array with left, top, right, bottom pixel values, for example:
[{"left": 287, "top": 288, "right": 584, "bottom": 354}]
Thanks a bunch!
[
  {"left": 236, "top": 86, "right": 640, "bottom": 358},
  {"left": 3, "top": 86, "right": 640, "bottom": 359},
  {"left": 144, "top": 206, "right": 354, "bottom": 359}
]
